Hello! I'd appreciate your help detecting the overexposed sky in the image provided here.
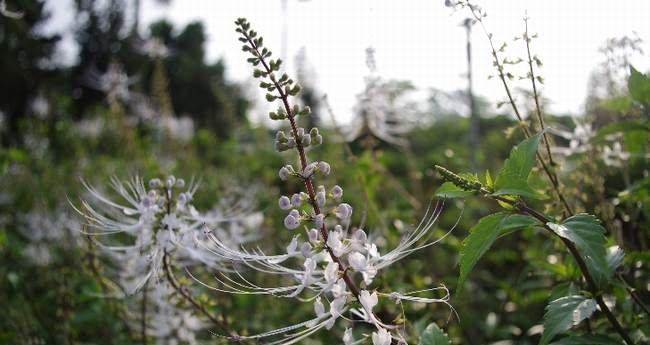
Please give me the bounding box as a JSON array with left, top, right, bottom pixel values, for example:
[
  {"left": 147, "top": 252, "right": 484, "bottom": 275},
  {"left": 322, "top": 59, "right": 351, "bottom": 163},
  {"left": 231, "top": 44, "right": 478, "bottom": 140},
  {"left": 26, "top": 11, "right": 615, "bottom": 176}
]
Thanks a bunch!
[{"left": 46, "top": 0, "right": 650, "bottom": 122}]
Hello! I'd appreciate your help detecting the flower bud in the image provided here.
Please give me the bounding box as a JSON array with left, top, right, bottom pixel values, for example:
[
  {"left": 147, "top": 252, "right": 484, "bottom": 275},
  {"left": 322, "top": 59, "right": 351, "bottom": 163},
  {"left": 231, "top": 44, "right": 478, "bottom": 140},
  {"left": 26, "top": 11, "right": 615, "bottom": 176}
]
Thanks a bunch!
[
  {"left": 276, "top": 131, "right": 288, "bottom": 143},
  {"left": 287, "top": 137, "right": 296, "bottom": 148},
  {"left": 314, "top": 134, "right": 323, "bottom": 145},
  {"left": 175, "top": 178, "right": 185, "bottom": 188},
  {"left": 297, "top": 127, "right": 305, "bottom": 138},
  {"left": 301, "top": 242, "right": 313, "bottom": 258},
  {"left": 177, "top": 192, "right": 188, "bottom": 205},
  {"left": 316, "top": 191, "right": 326, "bottom": 207},
  {"left": 166, "top": 175, "right": 176, "bottom": 188},
  {"left": 308, "top": 228, "right": 319, "bottom": 243},
  {"left": 303, "top": 162, "right": 317, "bottom": 177},
  {"left": 284, "top": 214, "right": 300, "bottom": 230},
  {"left": 318, "top": 161, "right": 331, "bottom": 175},
  {"left": 278, "top": 166, "right": 290, "bottom": 180},
  {"left": 331, "top": 185, "right": 343, "bottom": 199},
  {"left": 353, "top": 229, "right": 367, "bottom": 243},
  {"left": 301, "top": 134, "right": 311, "bottom": 146},
  {"left": 313, "top": 213, "right": 325, "bottom": 229},
  {"left": 335, "top": 203, "right": 353, "bottom": 220},
  {"left": 148, "top": 178, "right": 162, "bottom": 189},
  {"left": 278, "top": 195, "right": 291, "bottom": 210},
  {"left": 310, "top": 127, "right": 320, "bottom": 137},
  {"left": 291, "top": 193, "right": 302, "bottom": 207}
]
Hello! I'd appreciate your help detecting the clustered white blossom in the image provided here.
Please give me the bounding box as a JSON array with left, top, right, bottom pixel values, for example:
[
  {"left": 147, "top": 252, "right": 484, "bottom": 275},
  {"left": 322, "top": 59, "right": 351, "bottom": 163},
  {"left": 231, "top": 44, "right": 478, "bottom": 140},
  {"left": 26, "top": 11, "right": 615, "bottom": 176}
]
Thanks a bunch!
[
  {"left": 343, "top": 47, "right": 416, "bottom": 147},
  {"left": 19, "top": 208, "right": 81, "bottom": 266},
  {"left": 550, "top": 119, "right": 632, "bottom": 168},
  {"left": 146, "top": 283, "right": 205, "bottom": 345},
  {"left": 76, "top": 175, "right": 261, "bottom": 344},
  {"left": 187, "top": 18, "right": 454, "bottom": 345}
]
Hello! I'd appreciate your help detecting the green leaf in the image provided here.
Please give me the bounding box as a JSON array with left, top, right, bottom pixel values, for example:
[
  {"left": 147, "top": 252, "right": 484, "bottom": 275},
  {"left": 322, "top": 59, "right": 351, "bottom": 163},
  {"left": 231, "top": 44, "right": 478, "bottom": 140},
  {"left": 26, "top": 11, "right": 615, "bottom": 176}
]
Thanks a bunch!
[
  {"left": 494, "top": 132, "right": 543, "bottom": 199},
  {"left": 593, "top": 119, "right": 650, "bottom": 142},
  {"left": 606, "top": 246, "right": 625, "bottom": 273},
  {"left": 419, "top": 323, "right": 451, "bottom": 345},
  {"left": 629, "top": 66, "right": 650, "bottom": 106},
  {"left": 435, "top": 182, "right": 474, "bottom": 198},
  {"left": 549, "top": 334, "right": 623, "bottom": 345},
  {"left": 546, "top": 214, "right": 610, "bottom": 286},
  {"left": 458, "top": 213, "right": 538, "bottom": 291},
  {"left": 434, "top": 172, "right": 481, "bottom": 199},
  {"left": 540, "top": 295, "right": 598, "bottom": 345}
]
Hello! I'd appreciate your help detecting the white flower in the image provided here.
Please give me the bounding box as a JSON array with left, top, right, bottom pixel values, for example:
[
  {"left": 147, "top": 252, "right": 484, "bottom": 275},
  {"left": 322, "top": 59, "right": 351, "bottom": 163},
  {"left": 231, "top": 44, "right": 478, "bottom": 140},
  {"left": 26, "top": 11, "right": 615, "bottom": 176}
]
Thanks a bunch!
[
  {"left": 301, "top": 242, "right": 313, "bottom": 258},
  {"left": 331, "top": 279, "right": 348, "bottom": 298},
  {"left": 278, "top": 195, "right": 292, "bottom": 210},
  {"left": 314, "top": 297, "right": 326, "bottom": 317},
  {"left": 327, "top": 230, "right": 348, "bottom": 257},
  {"left": 372, "top": 328, "right": 391, "bottom": 345},
  {"left": 343, "top": 328, "right": 355, "bottom": 345},
  {"left": 348, "top": 252, "right": 367, "bottom": 272},
  {"left": 161, "top": 213, "right": 181, "bottom": 230},
  {"left": 286, "top": 236, "right": 299, "bottom": 255},
  {"left": 324, "top": 261, "right": 339, "bottom": 285},
  {"left": 330, "top": 295, "right": 347, "bottom": 319},
  {"left": 359, "top": 290, "right": 378, "bottom": 314}
]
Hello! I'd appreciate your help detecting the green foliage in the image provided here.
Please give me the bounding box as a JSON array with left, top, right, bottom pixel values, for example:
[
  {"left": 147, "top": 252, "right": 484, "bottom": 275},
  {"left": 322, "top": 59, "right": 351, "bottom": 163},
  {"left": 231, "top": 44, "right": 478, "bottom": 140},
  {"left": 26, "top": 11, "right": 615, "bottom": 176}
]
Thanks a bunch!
[
  {"left": 546, "top": 214, "right": 611, "bottom": 286},
  {"left": 628, "top": 66, "right": 650, "bottom": 106},
  {"left": 549, "top": 334, "right": 623, "bottom": 345},
  {"left": 540, "top": 295, "right": 598, "bottom": 345},
  {"left": 493, "top": 132, "right": 543, "bottom": 199},
  {"left": 457, "top": 212, "right": 538, "bottom": 291},
  {"left": 419, "top": 323, "right": 451, "bottom": 345}
]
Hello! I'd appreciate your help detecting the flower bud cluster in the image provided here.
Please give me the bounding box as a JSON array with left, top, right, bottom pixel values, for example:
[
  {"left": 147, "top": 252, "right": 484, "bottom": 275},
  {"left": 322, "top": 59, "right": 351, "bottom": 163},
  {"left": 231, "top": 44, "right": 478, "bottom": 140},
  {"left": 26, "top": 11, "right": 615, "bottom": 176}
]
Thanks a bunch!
[
  {"left": 274, "top": 127, "right": 322, "bottom": 152},
  {"left": 219, "top": 18, "right": 451, "bottom": 345},
  {"left": 434, "top": 164, "right": 484, "bottom": 192}
]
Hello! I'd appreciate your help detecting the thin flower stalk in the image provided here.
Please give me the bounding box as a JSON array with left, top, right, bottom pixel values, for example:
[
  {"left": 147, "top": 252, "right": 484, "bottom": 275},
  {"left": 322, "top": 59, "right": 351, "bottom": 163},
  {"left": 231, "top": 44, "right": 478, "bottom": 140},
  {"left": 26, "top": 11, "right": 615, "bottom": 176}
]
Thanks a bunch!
[{"left": 193, "top": 18, "right": 453, "bottom": 345}]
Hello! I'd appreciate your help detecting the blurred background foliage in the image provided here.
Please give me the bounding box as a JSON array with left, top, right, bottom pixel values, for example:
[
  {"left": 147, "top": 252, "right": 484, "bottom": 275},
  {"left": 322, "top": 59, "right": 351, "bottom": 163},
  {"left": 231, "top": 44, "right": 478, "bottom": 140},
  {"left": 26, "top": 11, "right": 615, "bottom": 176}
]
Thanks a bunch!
[{"left": 0, "top": 0, "right": 648, "bottom": 344}]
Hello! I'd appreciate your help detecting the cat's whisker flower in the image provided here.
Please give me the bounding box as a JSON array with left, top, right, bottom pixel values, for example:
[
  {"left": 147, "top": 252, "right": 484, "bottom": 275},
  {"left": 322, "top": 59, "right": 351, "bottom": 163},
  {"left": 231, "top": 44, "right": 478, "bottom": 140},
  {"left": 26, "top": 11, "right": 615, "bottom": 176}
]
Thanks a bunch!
[{"left": 188, "top": 18, "right": 452, "bottom": 344}]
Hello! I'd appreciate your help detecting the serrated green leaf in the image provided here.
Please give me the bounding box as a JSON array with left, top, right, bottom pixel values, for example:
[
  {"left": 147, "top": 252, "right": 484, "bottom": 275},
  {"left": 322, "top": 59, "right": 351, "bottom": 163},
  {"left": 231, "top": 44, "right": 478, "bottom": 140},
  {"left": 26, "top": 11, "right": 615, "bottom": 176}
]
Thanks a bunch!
[
  {"left": 458, "top": 213, "right": 538, "bottom": 291},
  {"left": 540, "top": 295, "right": 597, "bottom": 345},
  {"left": 546, "top": 214, "right": 610, "bottom": 286},
  {"left": 494, "top": 132, "right": 543, "bottom": 199},
  {"left": 629, "top": 66, "right": 650, "bottom": 106},
  {"left": 606, "top": 246, "right": 625, "bottom": 273},
  {"left": 419, "top": 323, "right": 451, "bottom": 345},
  {"left": 549, "top": 334, "right": 623, "bottom": 345}
]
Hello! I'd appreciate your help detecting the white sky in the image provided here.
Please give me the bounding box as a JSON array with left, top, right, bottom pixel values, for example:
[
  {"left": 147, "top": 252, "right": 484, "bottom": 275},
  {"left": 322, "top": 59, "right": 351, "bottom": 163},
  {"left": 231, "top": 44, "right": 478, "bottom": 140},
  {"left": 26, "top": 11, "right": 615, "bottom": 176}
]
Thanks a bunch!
[{"left": 46, "top": 0, "right": 650, "bottom": 123}]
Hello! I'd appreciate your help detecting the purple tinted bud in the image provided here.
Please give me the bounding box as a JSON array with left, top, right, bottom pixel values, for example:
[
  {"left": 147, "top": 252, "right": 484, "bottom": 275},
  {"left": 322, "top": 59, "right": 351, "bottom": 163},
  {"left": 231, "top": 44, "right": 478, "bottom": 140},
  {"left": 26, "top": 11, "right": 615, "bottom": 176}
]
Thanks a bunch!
[{"left": 278, "top": 196, "right": 291, "bottom": 210}]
